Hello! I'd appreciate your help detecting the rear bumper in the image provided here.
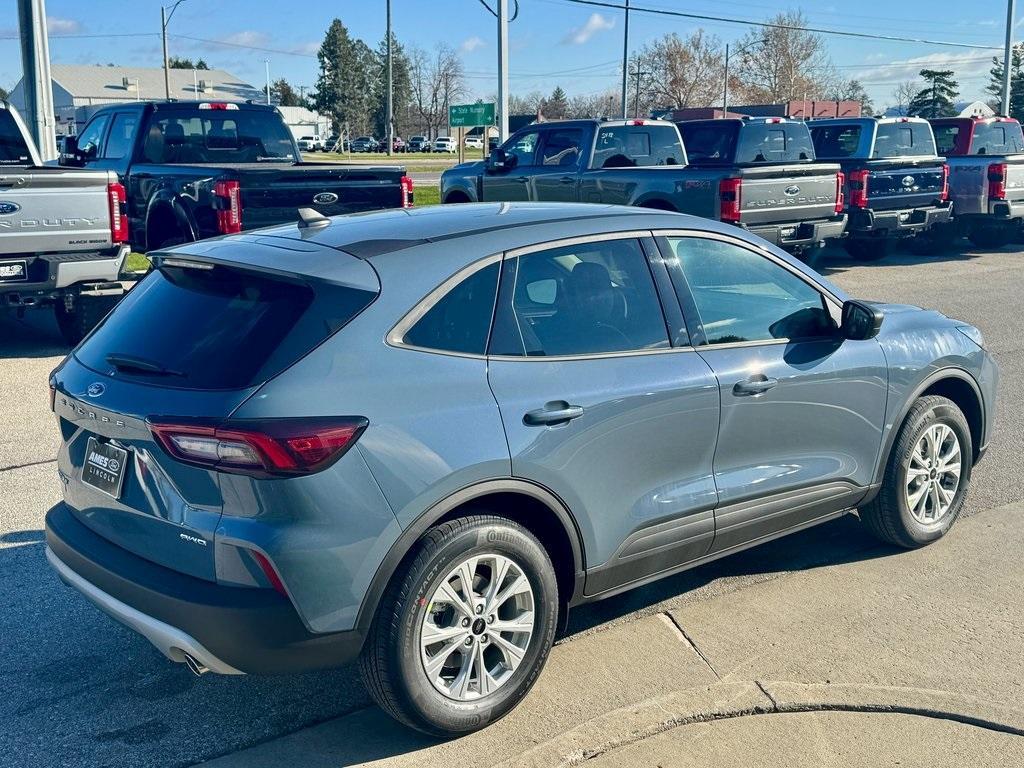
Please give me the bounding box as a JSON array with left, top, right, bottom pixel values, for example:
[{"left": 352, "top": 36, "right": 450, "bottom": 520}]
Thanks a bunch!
[
  {"left": 986, "top": 199, "right": 1024, "bottom": 219},
  {"left": 0, "top": 246, "right": 128, "bottom": 307},
  {"left": 846, "top": 201, "right": 952, "bottom": 238},
  {"left": 45, "top": 503, "right": 364, "bottom": 675},
  {"left": 746, "top": 215, "right": 847, "bottom": 248}
]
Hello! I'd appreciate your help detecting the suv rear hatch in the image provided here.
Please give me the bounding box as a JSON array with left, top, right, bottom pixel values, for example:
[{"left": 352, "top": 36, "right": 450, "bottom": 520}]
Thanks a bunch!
[{"left": 51, "top": 235, "right": 379, "bottom": 581}]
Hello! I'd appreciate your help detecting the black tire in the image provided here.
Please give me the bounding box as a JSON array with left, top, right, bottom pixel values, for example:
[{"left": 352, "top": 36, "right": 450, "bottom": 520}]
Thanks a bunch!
[
  {"left": 859, "top": 395, "right": 972, "bottom": 548},
  {"left": 968, "top": 225, "right": 1012, "bottom": 249},
  {"left": 906, "top": 232, "right": 947, "bottom": 256},
  {"left": 54, "top": 293, "right": 121, "bottom": 346},
  {"left": 360, "top": 515, "right": 559, "bottom": 737},
  {"left": 844, "top": 238, "right": 891, "bottom": 261}
]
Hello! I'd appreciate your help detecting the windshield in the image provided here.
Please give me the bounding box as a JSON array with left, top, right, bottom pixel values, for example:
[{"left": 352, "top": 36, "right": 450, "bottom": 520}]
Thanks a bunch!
[
  {"left": 141, "top": 109, "right": 296, "bottom": 163},
  {"left": 0, "top": 109, "right": 32, "bottom": 165}
]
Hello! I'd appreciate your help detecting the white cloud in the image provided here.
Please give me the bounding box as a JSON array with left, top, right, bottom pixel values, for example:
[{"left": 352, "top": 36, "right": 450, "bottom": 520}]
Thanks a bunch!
[
  {"left": 854, "top": 51, "right": 994, "bottom": 85},
  {"left": 220, "top": 31, "right": 269, "bottom": 48},
  {"left": 291, "top": 41, "right": 321, "bottom": 56},
  {"left": 46, "top": 17, "right": 81, "bottom": 35},
  {"left": 460, "top": 36, "right": 486, "bottom": 54},
  {"left": 562, "top": 13, "right": 615, "bottom": 45}
]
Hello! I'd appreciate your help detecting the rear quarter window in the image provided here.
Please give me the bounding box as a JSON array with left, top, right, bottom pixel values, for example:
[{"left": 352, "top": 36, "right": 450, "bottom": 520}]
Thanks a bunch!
[
  {"left": 401, "top": 262, "right": 500, "bottom": 355},
  {"left": 76, "top": 265, "right": 375, "bottom": 390}
]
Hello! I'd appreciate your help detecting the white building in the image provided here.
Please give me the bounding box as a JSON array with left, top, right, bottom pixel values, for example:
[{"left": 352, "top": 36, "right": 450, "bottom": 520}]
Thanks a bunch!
[
  {"left": 277, "top": 105, "right": 331, "bottom": 140},
  {"left": 8, "top": 64, "right": 263, "bottom": 134}
]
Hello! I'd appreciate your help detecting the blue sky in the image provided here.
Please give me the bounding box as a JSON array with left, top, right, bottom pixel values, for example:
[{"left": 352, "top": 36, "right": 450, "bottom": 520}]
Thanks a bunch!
[{"left": 0, "top": 0, "right": 1015, "bottom": 110}]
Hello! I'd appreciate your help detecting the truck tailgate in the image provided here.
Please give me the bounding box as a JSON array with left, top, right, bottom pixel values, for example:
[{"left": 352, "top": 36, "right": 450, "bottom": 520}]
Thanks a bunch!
[
  {"left": 0, "top": 166, "right": 115, "bottom": 255},
  {"left": 736, "top": 163, "right": 841, "bottom": 226},
  {"left": 232, "top": 163, "right": 407, "bottom": 228},
  {"left": 860, "top": 159, "right": 946, "bottom": 210},
  {"left": 948, "top": 154, "right": 1024, "bottom": 215}
]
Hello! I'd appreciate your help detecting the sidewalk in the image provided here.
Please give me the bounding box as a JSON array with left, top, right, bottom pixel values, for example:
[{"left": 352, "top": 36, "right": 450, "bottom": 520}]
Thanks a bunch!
[{"left": 201, "top": 503, "right": 1024, "bottom": 767}]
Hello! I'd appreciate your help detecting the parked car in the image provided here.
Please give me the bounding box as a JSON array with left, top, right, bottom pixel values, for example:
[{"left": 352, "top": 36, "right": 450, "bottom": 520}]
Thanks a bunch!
[
  {"left": 810, "top": 117, "right": 952, "bottom": 260},
  {"left": 296, "top": 134, "right": 325, "bottom": 152},
  {"left": 391, "top": 136, "right": 407, "bottom": 153},
  {"left": 351, "top": 136, "right": 379, "bottom": 153},
  {"left": 59, "top": 102, "right": 412, "bottom": 251},
  {"left": 0, "top": 101, "right": 130, "bottom": 343},
  {"left": 465, "top": 135, "right": 484, "bottom": 150},
  {"left": 930, "top": 115, "right": 1024, "bottom": 248},
  {"left": 46, "top": 202, "right": 996, "bottom": 737},
  {"left": 323, "top": 133, "right": 340, "bottom": 152},
  {"left": 408, "top": 135, "right": 431, "bottom": 153},
  {"left": 441, "top": 118, "right": 846, "bottom": 259},
  {"left": 433, "top": 136, "right": 457, "bottom": 153}
]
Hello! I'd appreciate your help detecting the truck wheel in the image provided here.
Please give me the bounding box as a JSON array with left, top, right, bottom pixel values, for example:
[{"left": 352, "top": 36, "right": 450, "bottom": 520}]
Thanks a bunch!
[
  {"left": 360, "top": 514, "right": 559, "bottom": 737},
  {"left": 859, "top": 395, "right": 971, "bottom": 549},
  {"left": 54, "top": 294, "right": 121, "bottom": 346},
  {"left": 844, "top": 238, "right": 890, "bottom": 261},
  {"left": 907, "top": 232, "right": 947, "bottom": 256},
  {"left": 968, "top": 226, "right": 1012, "bottom": 249}
]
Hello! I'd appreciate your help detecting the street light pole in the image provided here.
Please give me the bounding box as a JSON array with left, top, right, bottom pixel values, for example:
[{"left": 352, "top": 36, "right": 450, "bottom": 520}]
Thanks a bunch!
[
  {"left": 386, "top": 0, "right": 393, "bottom": 157},
  {"left": 161, "top": 6, "right": 170, "bottom": 100},
  {"left": 498, "top": 0, "right": 509, "bottom": 141},
  {"left": 17, "top": 0, "right": 56, "bottom": 161},
  {"left": 620, "top": 0, "right": 630, "bottom": 119},
  {"left": 722, "top": 43, "right": 730, "bottom": 118},
  {"left": 1002, "top": 0, "right": 1017, "bottom": 116}
]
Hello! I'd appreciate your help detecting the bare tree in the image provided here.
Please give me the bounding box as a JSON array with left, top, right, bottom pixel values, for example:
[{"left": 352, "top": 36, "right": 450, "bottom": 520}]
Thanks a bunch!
[
  {"left": 827, "top": 79, "right": 874, "bottom": 115},
  {"left": 734, "top": 11, "right": 833, "bottom": 104},
  {"left": 892, "top": 80, "right": 917, "bottom": 116},
  {"left": 566, "top": 90, "right": 621, "bottom": 119},
  {"left": 408, "top": 43, "right": 466, "bottom": 138},
  {"left": 632, "top": 30, "right": 725, "bottom": 113},
  {"left": 509, "top": 91, "right": 545, "bottom": 116}
]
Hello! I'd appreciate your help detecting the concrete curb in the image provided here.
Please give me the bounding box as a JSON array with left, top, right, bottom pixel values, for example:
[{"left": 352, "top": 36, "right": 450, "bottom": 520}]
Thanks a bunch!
[{"left": 497, "top": 681, "right": 1024, "bottom": 768}]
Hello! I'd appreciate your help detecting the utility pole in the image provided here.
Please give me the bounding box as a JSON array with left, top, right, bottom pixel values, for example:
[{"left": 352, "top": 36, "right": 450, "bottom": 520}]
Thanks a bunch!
[
  {"left": 265, "top": 60, "right": 271, "bottom": 105},
  {"left": 620, "top": 0, "right": 630, "bottom": 118},
  {"left": 498, "top": 0, "right": 509, "bottom": 141},
  {"left": 1002, "top": 0, "right": 1017, "bottom": 116},
  {"left": 17, "top": 0, "right": 56, "bottom": 161},
  {"left": 161, "top": 6, "right": 170, "bottom": 100},
  {"left": 629, "top": 67, "right": 648, "bottom": 119},
  {"left": 386, "top": 0, "right": 393, "bottom": 157},
  {"left": 722, "top": 43, "right": 730, "bottom": 119}
]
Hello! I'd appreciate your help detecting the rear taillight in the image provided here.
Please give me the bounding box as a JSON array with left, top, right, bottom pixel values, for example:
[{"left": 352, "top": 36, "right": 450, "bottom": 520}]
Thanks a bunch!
[
  {"left": 940, "top": 163, "right": 950, "bottom": 202},
  {"left": 849, "top": 169, "right": 870, "bottom": 208},
  {"left": 988, "top": 163, "right": 1007, "bottom": 200},
  {"left": 214, "top": 180, "right": 242, "bottom": 234},
  {"left": 250, "top": 550, "right": 288, "bottom": 596},
  {"left": 834, "top": 171, "right": 845, "bottom": 214},
  {"left": 400, "top": 175, "right": 414, "bottom": 208},
  {"left": 148, "top": 417, "right": 368, "bottom": 477},
  {"left": 719, "top": 177, "right": 742, "bottom": 223},
  {"left": 107, "top": 182, "right": 129, "bottom": 243}
]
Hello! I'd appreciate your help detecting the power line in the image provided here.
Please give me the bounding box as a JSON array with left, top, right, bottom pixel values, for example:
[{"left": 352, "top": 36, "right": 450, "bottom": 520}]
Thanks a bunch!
[
  {"left": 556, "top": 0, "right": 1002, "bottom": 51},
  {"left": 171, "top": 34, "right": 318, "bottom": 58}
]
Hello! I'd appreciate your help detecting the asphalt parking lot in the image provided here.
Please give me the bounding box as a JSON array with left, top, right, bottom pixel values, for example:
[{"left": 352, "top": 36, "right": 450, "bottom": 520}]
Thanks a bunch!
[{"left": 2, "top": 241, "right": 1022, "bottom": 767}]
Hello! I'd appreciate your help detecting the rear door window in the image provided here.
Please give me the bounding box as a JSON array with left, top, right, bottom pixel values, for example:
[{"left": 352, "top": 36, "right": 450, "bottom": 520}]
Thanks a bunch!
[
  {"left": 401, "top": 261, "right": 500, "bottom": 355},
  {"left": 540, "top": 128, "right": 584, "bottom": 167},
  {"left": 76, "top": 265, "right": 375, "bottom": 389},
  {"left": 591, "top": 125, "right": 685, "bottom": 168},
  {"left": 0, "top": 109, "right": 32, "bottom": 165}
]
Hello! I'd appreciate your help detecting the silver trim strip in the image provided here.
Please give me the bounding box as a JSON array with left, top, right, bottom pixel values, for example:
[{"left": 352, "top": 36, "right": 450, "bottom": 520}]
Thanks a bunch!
[{"left": 46, "top": 546, "right": 244, "bottom": 675}]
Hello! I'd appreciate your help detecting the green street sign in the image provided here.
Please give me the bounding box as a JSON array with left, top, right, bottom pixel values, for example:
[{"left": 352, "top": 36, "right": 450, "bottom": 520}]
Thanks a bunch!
[{"left": 449, "top": 102, "right": 495, "bottom": 128}]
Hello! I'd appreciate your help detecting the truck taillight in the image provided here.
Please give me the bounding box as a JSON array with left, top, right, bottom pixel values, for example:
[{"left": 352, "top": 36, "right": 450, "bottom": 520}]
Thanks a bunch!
[
  {"left": 849, "top": 169, "right": 870, "bottom": 208},
  {"left": 834, "top": 171, "right": 845, "bottom": 214},
  {"left": 214, "top": 180, "right": 242, "bottom": 234},
  {"left": 107, "top": 182, "right": 129, "bottom": 243},
  {"left": 719, "top": 177, "right": 742, "bottom": 223},
  {"left": 940, "top": 163, "right": 950, "bottom": 202},
  {"left": 149, "top": 416, "right": 368, "bottom": 478},
  {"left": 400, "top": 175, "right": 414, "bottom": 208},
  {"left": 988, "top": 163, "right": 1007, "bottom": 200}
]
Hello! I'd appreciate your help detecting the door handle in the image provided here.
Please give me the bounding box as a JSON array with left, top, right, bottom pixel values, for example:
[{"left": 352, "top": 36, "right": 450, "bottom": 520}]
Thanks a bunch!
[
  {"left": 523, "top": 401, "right": 585, "bottom": 426},
  {"left": 514, "top": 177, "right": 529, "bottom": 183},
  {"left": 732, "top": 375, "right": 778, "bottom": 396},
  {"left": 558, "top": 176, "right": 575, "bottom": 185}
]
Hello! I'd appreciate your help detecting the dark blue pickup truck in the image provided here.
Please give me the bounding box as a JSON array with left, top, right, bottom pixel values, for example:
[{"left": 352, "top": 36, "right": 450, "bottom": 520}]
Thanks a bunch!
[{"left": 60, "top": 101, "right": 413, "bottom": 251}]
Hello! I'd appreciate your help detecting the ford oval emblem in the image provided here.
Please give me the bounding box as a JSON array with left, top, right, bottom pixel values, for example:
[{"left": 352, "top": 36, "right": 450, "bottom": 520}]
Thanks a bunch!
[
  {"left": 901, "top": 175, "right": 916, "bottom": 187},
  {"left": 313, "top": 192, "right": 339, "bottom": 205},
  {"left": 86, "top": 382, "right": 105, "bottom": 397},
  {"left": 784, "top": 185, "right": 800, "bottom": 196},
  {"left": 0, "top": 201, "right": 20, "bottom": 215}
]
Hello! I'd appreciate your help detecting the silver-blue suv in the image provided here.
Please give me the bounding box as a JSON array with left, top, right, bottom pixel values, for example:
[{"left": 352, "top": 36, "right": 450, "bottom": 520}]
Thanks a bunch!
[{"left": 45, "top": 203, "right": 997, "bottom": 736}]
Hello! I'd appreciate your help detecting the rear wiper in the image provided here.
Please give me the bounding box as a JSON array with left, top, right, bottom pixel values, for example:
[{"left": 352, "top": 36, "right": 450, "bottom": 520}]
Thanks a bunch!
[{"left": 105, "top": 353, "right": 186, "bottom": 378}]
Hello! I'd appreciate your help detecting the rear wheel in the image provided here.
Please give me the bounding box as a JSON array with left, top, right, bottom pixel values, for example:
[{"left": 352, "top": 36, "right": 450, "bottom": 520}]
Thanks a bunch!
[
  {"left": 360, "top": 515, "right": 558, "bottom": 736},
  {"left": 54, "top": 293, "right": 121, "bottom": 346},
  {"left": 859, "top": 395, "right": 972, "bottom": 548},
  {"left": 968, "top": 225, "right": 1012, "bottom": 249},
  {"left": 844, "top": 238, "right": 891, "bottom": 261}
]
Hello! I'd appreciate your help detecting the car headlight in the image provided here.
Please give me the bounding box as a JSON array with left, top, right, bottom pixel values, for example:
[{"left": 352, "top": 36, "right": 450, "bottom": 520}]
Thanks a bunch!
[{"left": 956, "top": 325, "right": 985, "bottom": 349}]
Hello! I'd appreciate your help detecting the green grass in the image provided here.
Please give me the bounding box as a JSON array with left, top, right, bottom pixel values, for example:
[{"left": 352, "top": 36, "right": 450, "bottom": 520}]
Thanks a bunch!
[
  {"left": 414, "top": 186, "right": 441, "bottom": 207},
  {"left": 124, "top": 252, "right": 151, "bottom": 273}
]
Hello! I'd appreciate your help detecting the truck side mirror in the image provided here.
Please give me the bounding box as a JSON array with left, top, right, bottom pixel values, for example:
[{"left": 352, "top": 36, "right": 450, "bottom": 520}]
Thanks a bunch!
[
  {"left": 841, "top": 300, "right": 884, "bottom": 340},
  {"left": 487, "top": 148, "right": 511, "bottom": 173},
  {"left": 58, "top": 135, "right": 79, "bottom": 166}
]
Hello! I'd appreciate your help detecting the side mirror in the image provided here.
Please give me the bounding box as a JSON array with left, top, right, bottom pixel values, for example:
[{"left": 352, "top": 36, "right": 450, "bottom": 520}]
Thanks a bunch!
[
  {"left": 487, "top": 148, "right": 510, "bottom": 173},
  {"left": 58, "top": 135, "right": 78, "bottom": 166},
  {"left": 841, "top": 300, "right": 884, "bottom": 340}
]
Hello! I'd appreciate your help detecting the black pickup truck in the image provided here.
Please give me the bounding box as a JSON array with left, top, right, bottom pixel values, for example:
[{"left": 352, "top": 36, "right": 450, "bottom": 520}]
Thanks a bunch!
[
  {"left": 810, "top": 117, "right": 951, "bottom": 259},
  {"left": 60, "top": 101, "right": 413, "bottom": 251}
]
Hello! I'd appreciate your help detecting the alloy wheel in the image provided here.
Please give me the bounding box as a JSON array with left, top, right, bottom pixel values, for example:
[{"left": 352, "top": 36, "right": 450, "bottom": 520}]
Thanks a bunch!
[{"left": 904, "top": 423, "right": 962, "bottom": 524}]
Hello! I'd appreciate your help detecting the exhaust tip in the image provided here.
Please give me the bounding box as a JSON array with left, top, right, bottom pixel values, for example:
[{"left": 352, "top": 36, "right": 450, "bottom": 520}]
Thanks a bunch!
[{"left": 182, "top": 652, "right": 209, "bottom": 676}]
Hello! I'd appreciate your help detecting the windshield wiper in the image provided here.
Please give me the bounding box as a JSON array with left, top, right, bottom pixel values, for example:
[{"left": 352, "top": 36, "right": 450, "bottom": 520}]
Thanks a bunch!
[{"left": 105, "top": 353, "right": 186, "bottom": 378}]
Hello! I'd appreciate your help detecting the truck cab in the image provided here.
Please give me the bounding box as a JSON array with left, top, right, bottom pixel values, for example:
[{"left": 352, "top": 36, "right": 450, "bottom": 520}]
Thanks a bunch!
[
  {"left": 810, "top": 117, "right": 951, "bottom": 260},
  {"left": 929, "top": 115, "right": 1024, "bottom": 248}
]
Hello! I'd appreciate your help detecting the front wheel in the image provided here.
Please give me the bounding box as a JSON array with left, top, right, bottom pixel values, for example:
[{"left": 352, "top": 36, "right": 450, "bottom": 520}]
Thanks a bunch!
[
  {"left": 360, "top": 515, "right": 559, "bottom": 736},
  {"left": 859, "top": 395, "right": 972, "bottom": 548}
]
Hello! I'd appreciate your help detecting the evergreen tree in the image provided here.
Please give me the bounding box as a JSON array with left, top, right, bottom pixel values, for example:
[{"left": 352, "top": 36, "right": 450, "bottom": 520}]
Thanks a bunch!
[
  {"left": 0, "top": 86, "right": 8, "bottom": 101},
  {"left": 987, "top": 43, "right": 1024, "bottom": 119},
  {"left": 270, "top": 79, "right": 305, "bottom": 107},
  {"left": 372, "top": 33, "right": 414, "bottom": 139},
  {"left": 908, "top": 69, "right": 959, "bottom": 118},
  {"left": 168, "top": 56, "right": 209, "bottom": 70},
  {"left": 544, "top": 86, "right": 568, "bottom": 119},
  {"left": 313, "top": 19, "right": 376, "bottom": 134}
]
